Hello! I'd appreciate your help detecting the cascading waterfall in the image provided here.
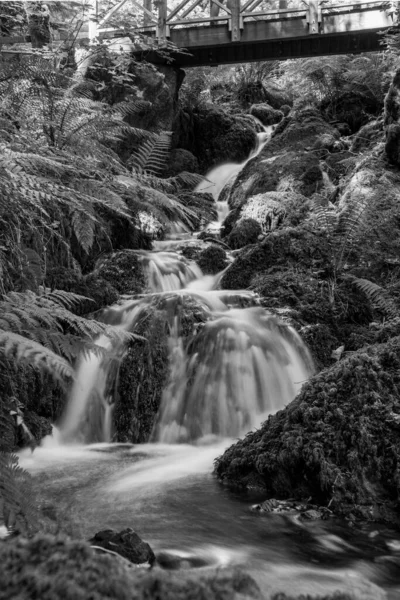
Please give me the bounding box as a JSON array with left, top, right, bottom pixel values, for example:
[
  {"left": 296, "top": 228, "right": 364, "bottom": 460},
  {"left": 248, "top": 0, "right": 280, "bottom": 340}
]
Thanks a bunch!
[{"left": 58, "top": 119, "right": 314, "bottom": 446}]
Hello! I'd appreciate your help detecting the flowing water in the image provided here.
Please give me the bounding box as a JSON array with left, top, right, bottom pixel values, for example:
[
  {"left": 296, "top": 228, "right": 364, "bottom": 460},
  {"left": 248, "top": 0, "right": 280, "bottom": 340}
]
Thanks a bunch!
[{"left": 20, "top": 124, "right": 400, "bottom": 599}]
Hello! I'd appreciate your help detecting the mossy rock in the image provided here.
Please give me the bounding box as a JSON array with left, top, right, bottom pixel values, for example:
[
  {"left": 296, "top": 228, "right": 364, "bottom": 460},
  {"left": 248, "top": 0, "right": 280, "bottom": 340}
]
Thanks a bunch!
[
  {"left": 249, "top": 103, "right": 283, "bottom": 126},
  {"left": 226, "top": 218, "right": 262, "bottom": 250},
  {"left": 197, "top": 245, "right": 229, "bottom": 275},
  {"left": 239, "top": 191, "right": 309, "bottom": 232},
  {"left": 113, "top": 294, "right": 209, "bottom": 443},
  {"left": 192, "top": 104, "right": 257, "bottom": 172},
  {"left": 165, "top": 148, "right": 199, "bottom": 177},
  {"left": 221, "top": 229, "right": 331, "bottom": 289},
  {"left": 215, "top": 336, "right": 400, "bottom": 526},
  {"left": 0, "top": 534, "right": 261, "bottom": 600},
  {"left": 95, "top": 250, "right": 146, "bottom": 295},
  {"left": 351, "top": 119, "right": 384, "bottom": 153}
]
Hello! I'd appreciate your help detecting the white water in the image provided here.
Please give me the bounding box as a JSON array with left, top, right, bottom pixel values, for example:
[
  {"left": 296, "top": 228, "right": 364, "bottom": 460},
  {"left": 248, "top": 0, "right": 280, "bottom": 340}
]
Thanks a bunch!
[{"left": 195, "top": 124, "right": 273, "bottom": 202}]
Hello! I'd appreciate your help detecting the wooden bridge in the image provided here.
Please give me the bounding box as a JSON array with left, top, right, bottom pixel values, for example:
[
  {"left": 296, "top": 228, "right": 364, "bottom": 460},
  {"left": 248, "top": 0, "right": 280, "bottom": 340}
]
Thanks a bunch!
[
  {"left": 91, "top": 0, "right": 399, "bottom": 66},
  {"left": 0, "top": 1, "right": 398, "bottom": 67}
]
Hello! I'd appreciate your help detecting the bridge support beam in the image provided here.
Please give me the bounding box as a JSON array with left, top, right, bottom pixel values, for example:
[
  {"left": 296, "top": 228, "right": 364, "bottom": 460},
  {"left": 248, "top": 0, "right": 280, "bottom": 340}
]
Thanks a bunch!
[
  {"left": 229, "top": 0, "right": 242, "bottom": 42},
  {"left": 155, "top": 0, "right": 169, "bottom": 47},
  {"left": 306, "top": 0, "right": 321, "bottom": 34}
]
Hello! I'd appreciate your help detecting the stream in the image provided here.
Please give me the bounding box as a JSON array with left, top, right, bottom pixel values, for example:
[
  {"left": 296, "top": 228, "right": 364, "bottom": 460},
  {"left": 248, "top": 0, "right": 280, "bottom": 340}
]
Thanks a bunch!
[{"left": 19, "top": 126, "right": 400, "bottom": 599}]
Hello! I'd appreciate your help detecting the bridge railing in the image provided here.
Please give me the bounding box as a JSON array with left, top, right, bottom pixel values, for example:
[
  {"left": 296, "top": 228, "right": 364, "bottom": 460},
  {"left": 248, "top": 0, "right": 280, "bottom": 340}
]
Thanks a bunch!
[{"left": 95, "top": 0, "right": 398, "bottom": 46}]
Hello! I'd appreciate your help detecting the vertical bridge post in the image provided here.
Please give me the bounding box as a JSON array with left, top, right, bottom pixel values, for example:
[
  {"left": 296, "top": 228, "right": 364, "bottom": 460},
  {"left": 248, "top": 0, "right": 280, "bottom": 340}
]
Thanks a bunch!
[
  {"left": 143, "top": 0, "right": 153, "bottom": 27},
  {"left": 88, "top": 0, "right": 98, "bottom": 42},
  {"left": 306, "top": 0, "right": 320, "bottom": 34},
  {"left": 155, "top": 0, "right": 169, "bottom": 46},
  {"left": 230, "top": 0, "right": 242, "bottom": 42}
]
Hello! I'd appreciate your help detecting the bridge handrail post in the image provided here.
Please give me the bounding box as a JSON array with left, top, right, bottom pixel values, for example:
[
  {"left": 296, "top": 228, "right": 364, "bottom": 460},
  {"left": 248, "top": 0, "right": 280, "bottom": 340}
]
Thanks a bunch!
[
  {"left": 306, "top": 0, "right": 321, "bottom": 34},
  {"left": 229, "top": 0, "right": 242, "bottom": 42},
  {"left": 155, "top": 0, "right": 169, "bottom": 46},
  {"left": 143, "top": 0, "right": 153, "bottom": 27}
]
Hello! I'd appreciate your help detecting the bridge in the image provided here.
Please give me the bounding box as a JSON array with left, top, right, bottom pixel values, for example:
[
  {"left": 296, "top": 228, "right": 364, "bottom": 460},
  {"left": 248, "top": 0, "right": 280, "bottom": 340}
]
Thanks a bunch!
[
  {"left": 0, "top": 1, "right": 398, "bottom": 67},
  {"left": 91, "top": 0, "right": 399, "bottom": 65}
]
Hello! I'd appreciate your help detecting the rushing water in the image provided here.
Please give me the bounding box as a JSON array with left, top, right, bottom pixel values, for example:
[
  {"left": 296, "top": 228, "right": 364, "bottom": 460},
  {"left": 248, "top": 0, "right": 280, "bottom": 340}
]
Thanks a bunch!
[{"left": 20, "top": 122, "right": 400, "bottom": 599}]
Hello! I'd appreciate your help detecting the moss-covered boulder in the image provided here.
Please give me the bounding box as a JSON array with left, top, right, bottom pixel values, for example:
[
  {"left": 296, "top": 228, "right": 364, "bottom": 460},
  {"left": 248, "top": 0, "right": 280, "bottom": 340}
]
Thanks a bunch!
[
  {"left": 165, "top": 148, "right": 199, "bottom": 177},
  {"left": 197, "top": 245, "right": 229, "bottom": 275},
  {"left": 95, "top": 250, "right": 146, "bottom": 295},
  {"left": 113, "top": 294, "right": 209, "bottom": 443},
  {"left": 226, "top": 219, "right": 262, "bottom": 250},
  {"left": 249, "top": 103, "right": 283, "bottom": 126},
  {"left": 221, "top": 228, "right": 331, "bottom": 289},
  {"left": 191, "top": 105, "right": 257, "bottom": 172},
  {"left": 46, "top": 268, "right": 119, "bottom": 313},
  {"left": 351, "top": 119, "right": 384, "bottom": 153},
  {"left": 223, "top": 108, "right": 336, "bottom": 211},
  {"left": 215, "top": 336, "right": 400, "bottom": 526},
  {"left": 0, "top": 534, "right": 262, "bottom": 600},
  {"left": 239, "top": 191, "right": 309, "bottom": 232},
  {"left": 88, "top": 529, "right": 155, "bottom": 566}
]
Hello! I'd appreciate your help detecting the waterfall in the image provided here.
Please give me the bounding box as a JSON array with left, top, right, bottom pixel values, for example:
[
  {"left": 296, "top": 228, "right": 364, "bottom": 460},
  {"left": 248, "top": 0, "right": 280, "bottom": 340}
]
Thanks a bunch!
[{"left": 58, "top": 119, "right": 314, "bottom": 446}]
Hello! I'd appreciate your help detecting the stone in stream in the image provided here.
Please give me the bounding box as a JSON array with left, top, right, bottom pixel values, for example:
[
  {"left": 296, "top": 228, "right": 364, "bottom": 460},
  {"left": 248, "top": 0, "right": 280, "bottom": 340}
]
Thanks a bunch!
[{"left": 88, "top": 528, "right": 155, "bottom": 566}]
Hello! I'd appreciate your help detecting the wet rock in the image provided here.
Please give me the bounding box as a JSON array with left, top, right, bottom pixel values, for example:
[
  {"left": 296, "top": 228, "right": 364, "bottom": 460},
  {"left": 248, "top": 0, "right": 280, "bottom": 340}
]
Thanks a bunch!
[
  {"left": 299, "top": 509, "right": 322, "bottom": 521},
  {"left": 114, "top": 294, "right": 209, "bottom": 443},
  {"left": 215, "top": 336, "right": 400, "bottom": 527},
  {"left": 221, "top": 228, "right": 330, "bottom": 290},
  {"left": 183, "top": 104, "right": 257, "bottom": 172},
  {"left": 22, "top": 411, "right": 52, "bottom": 444},
  {"left": 165, "top": 148, "right": 199, "bottom": 177},
  {"left": 226, "top": 218, "right": 262, "bottom": 250},
  {"left": 95, "top": 250, "right": 146, "bottom": 295},
  {"left": 280, "top": 104, "right": 291, "bottom": 116},
  {"left": 250, "top": 103, "right": 283, "bottom": 126},
  {"left": 384, "top": 68, "right": 400, "bottom": 165},
  {"left": 156, "top": 550, "right": 210, "bottom": 570},
  {"left": 197, "top": 245, "right": 229, "bottom": 275},
  {"left": 351, "top": 119, "right": 384, "bottom": 153},
  {"left": 239, "top": 191, "right": 309, "bottom": 232},
  {"left": 45, "top": 268, "right": 119, "bottom": 313},
  {"left": 88, "top": 528, "right": 155, "bottom": 566}
]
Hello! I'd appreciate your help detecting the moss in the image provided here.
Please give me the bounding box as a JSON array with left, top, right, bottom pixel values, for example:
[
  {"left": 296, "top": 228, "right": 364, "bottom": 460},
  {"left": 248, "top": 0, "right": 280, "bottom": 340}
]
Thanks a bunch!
[
  {"left": 226, "top": 219, "right": 262, "bottom": 250},
  {"left": 215, "top": 336, "right": 400, "bottom": 526},
  {"left": 197, "top": 245, "right": 228, "bottom": 275},
  {"left": 0, "top": 534, "right": 262, "bottom": 600},
  {"left": 249, "top": 103, "right": 283, "bottom": 126},
  {"left": 221, "top": 228, "right": 331, "bottom": 289},
  {"left": 95, "top": 250, "right": 146, "bottom": 295},
  {"left": 46, "top": 267, "right": 119, "bottom": 313},
  {"left": 192, "top": 104, "right": 257, "bottom": 172}
]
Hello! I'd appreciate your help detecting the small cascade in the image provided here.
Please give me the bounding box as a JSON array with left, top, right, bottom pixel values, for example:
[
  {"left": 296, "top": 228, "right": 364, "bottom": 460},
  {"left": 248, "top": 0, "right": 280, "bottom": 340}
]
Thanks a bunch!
[
  {"left": 195, "top": 124, "right": 274, "bottom": 202},
  {"left": 138, "top": 250, "right": 202, "bottom": 292},
  {"left": 152, "top": 306, "right": 312, "bottom": 443}
]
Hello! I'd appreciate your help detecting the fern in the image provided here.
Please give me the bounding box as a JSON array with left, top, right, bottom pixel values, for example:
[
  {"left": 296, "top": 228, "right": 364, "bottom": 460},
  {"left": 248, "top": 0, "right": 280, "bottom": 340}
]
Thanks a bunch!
[
  {"left": 346, "top": 275, "right": 398, "bottom": 320},
  {"left": 130, "top": 131, "right": 172, "bottom": 176},
  {"left": 0, "top": 452, "right": 36, "bottom": 535}
]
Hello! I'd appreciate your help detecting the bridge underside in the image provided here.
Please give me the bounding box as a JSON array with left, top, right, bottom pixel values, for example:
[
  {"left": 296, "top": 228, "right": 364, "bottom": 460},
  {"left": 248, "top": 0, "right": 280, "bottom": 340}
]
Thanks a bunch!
[
  {"left": 136, "top": 27, "right": 387, "bottom": 67},
  {"left": 131, "top": 6, "right": 394, "bottom": 67}
]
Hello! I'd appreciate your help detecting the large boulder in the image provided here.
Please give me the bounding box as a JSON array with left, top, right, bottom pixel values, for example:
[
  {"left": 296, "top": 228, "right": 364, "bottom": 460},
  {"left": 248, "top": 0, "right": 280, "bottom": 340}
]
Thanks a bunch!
[
  {"left": 175, "top": 104, "right": 257, "bottom": 173},
  {"left": 197, "top": 245, "right": 229, "bottom": 275},
  {"left": 238, "top": 191, "right": 309, "bottom": 233},
  {"left": 221, "top": 228, "right": 331, "bottom": 289},
  {"left": 226, "top": 218, "right": 262, "bottom": 250},
  {"left": 249, "top": 103, "right": 283, "bottom": 126},
  {"left": 95, "top": 250, "right": 146, "bottom": 295},
  {"left": 215, "top": 336, "right": 400, "bottom": 526},
  {"left": 88, "top": 528, "right": 155, "bottom": 566},
  {"left": 165, "top": 148, "right": 199, "bottom": 177},
  {"left": 224, "top": 107, "right": 337, "bottom": 211}
]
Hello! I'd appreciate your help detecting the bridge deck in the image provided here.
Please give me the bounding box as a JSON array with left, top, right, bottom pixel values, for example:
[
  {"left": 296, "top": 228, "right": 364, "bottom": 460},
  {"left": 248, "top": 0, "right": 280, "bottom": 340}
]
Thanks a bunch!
[{"left": 0, "top": 1, "right": 397, "bottom": 67}]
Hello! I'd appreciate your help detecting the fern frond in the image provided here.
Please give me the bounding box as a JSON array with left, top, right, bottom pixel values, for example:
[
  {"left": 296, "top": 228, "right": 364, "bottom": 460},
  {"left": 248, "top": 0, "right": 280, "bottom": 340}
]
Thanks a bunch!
[
  {"left": 0, "top": 452, "right": 37, "bottom": 534},
  {"left": 346, "top": 275, "right": 398, "bottom": 319},
  {"left": 130, "top": 131, "right": 172, "bottom": 176}
]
